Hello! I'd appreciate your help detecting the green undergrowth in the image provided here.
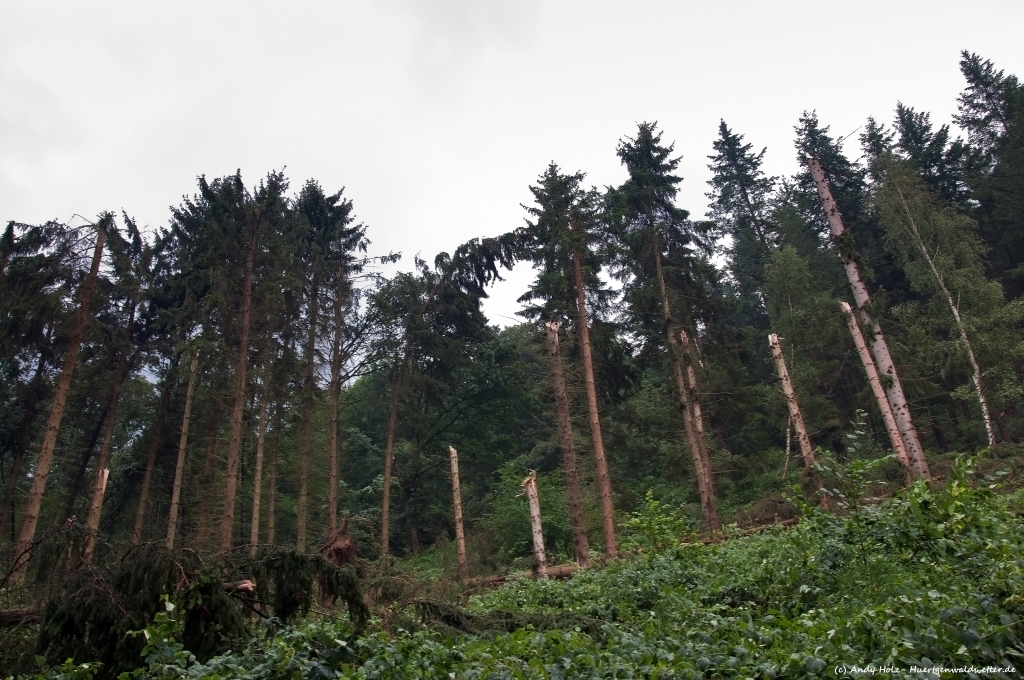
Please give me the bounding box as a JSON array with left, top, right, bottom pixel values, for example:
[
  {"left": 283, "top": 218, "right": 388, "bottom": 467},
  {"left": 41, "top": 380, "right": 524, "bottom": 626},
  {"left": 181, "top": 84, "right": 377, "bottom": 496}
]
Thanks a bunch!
[{"left": 17, "top": 455, "right": 1024, "bottom": 678}]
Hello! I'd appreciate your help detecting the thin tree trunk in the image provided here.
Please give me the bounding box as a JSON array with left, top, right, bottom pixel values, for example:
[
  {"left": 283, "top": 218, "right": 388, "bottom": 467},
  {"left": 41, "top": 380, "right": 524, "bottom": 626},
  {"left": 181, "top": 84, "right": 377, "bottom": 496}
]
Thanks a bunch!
[
  {"left": 543, "top": 321, "right": 591, "bottom": 567},
  {"left": 653, "top": 249, "right": 717, "bottom": 529},
  {"left": 894, "top": 185, "right": 996, "bottom": 446},
  {"left": 448, "top": 446, "right": 469, "bottom": 580},
  {"left": 805, "top": 155, "right": 930, "bottom": 479},
  {"left": 249, "top": 375, "right": 269, "bottom": 555},
  {"left": 132, "top": 374, "right": 173, "bottom": 545},
  {"left": 62, "top": 401, "right": 111, "bottom": 521},
  {"left": 166, "top": 352, "right": 198, "bottom": 549},
  {"left": 522, "top": 471, "right": 547, "bottom": 580},
  {"left": 569, "top": 225, "right": 615, "bottom": 559},
  {"left": 266, "top": 400, "right": 281, "bottom": 546},
  {"left": 328, "top": 261, "right": 346, "bottom": 534},
  {"left": 380, "top": 359, "right": 406, "bottom": 559},
  {"left": 13, "top": 217, "right": 107, "bottom": 583},
  {"left": 768, "top": 333, "right": 827, "bottom": 506},
  {"left": 297, "top": 272, "right": 322, "bottom": 553},
  {"left": 220, "top": 221, "right": 259, "bottom": 554},
  {"left": 679, "top": 329, "right": 720, "bottom": 531},
  {"left": 840, "top": 301, "right": 913, "bottom": 473},
  {"left": 195, "top": 408, "right": 222, "bottom": 550}
]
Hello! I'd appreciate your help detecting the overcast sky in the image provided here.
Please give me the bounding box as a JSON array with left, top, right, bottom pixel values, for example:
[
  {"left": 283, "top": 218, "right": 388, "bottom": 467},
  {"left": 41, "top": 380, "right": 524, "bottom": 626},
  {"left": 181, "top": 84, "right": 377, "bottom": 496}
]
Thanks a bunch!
[{"left": 2, "top": 0, "right": 1021, "bottom": 323}]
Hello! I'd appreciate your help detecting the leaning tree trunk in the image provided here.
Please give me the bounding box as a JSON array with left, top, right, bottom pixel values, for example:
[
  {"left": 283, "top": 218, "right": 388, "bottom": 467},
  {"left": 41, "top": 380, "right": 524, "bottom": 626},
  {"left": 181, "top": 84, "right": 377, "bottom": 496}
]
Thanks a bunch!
[
  {"left": 297, "top": 271, "right": 322, "bottom": 553},
  {"left": 249, "top": 375, "right": 269, "bottom": 555},
  {"left": 13, "top": 217, "right": 107, "bottom": 583},
  {"left": 132, "top": 374, "right": 173, "bottom": 545},
  {"left": 166, "top": 351, "right": 199, "bottom": 549},
  {"left": 522, "top": 471, "right": 548, "bottom": 580},
  {"left": 806, "top": 155, "right": 930, "bottom": 479},
  {"left": 894, "top": 185, "right": 995, "bottom": 446},
  {"left": 543, "top": 321, "right": 591, "bottom": 567},
  {"left": 570, "top": 227, "right": 615, "bottom": 559},
  {"left": 653, "top": 249, "right": 718, "bottom": 530},
  {"left": 220, "top": 222, "right": 259, "bottom": 554},
  {"left": 840, "top": 301, "right": 913, "bottom": 473},
  {"left": 62, "top": 402, "right": 111, "bottom": 522},
  {"left": 768, "top": 333, "right": 827, "bottom": 506},
  {"left": 679, "top": 329, "right": 720, "bottom": 532},
  {"left": 448, "top": 446, "right": 469, "bottom": 581}
]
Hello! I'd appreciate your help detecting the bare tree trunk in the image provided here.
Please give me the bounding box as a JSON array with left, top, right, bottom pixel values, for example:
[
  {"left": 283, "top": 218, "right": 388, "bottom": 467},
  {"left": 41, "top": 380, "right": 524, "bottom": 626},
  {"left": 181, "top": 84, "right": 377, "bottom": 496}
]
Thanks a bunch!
[
  {"left": 13, "top": 217, "right": 107, "bottom": 583},
  {"left": 768, "top": 333, "right": 827, "bottom": 506},
  {"left": 266, "top": 400, "right": 280, "bottom": 546},
  {"left": 220, "top": 222, "right": 259, "bottom": 554},
  {"left": 249, "top": 376, "right": 269, "bottom": 555},
  {"left": 654, "top": 249, "right": 718, "bottom": 530},
  {"left": 783, "top": 416, "right": 793, "bottom": 477},
  {"left": 805, "top": 155, "right": 930, "bottom": 479},
  {"left": 132, "top": 374, "right": 172, "bottom": 545},
  {"left": 679, "top": 329, "right": 720, "bottom": 532},
  {"left": 166, "top": 352, "right": 198, "bottom": 549},
  {"left": 448, "top": 446, "right": 469, "bottom": 580},
  {"left": 543, "top": 321, "right": 591, "bottom": 567},
  {"left": 522, "top": 471, "right": 547, "bottom": 580},
  {"left": 195, "top": 408, "right": 222, "bottom": 550},
  {"left": 297, "top": 272, "right": 322, "bottom": 553},
  {"left": 380, "top": 358, "right": 406, "bottom": 559},
  {"left": 894, "top": 185, "right": 995, "bottom": 446},
  {"left": 62, "top": 402, "right": 110, "bottom": 522},
  {"left": 570, "top": 229, "right": 615, "bottom": 559},
  {"left": 840, "top": 301, "right": 913, "bottom": 472},
  {"left": 329, "top": 261, "right": 346, "bottom": 533}
]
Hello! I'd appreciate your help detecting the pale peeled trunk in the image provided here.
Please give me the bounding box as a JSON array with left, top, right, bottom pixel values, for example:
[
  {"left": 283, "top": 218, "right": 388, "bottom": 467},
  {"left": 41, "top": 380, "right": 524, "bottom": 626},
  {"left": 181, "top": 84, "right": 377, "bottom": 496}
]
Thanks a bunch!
[
  {"left": 132, "top": 378, "right": 172, "bottom": 545},
  {"left": 543, "top": 321, "right": 591, "bottom": 567},
  {"left": 13, "top": 219, "right": 107, "bottom": 583},
  {"left": 894, "top": 186, "right": 996, "bottom": 446},
  {"left": 448, "top": 446, "right": 469, "bottom": 580},
  {"left": 768, "top": 333, "right": 827, "bottom": 506},
  {"left": 166, "top": 352, "right": 199, "bottom": 549},
  {"left": 805, "top": 155, "right": 930, "bottom": 479},
  {"left": 219, "top": 225, "right": 258, "bottom": 554},
  {"left": 249, "top": 378, "right": 269, "bottom": 555},
  {"left": 522, "top": 471, "right": 547, "bottom": 580},
  {"left": 679, "top": 330, "right": 720, "bottom": 532},
  {"left": 840, "top": 301, "right": 913, "bottom": 472}
]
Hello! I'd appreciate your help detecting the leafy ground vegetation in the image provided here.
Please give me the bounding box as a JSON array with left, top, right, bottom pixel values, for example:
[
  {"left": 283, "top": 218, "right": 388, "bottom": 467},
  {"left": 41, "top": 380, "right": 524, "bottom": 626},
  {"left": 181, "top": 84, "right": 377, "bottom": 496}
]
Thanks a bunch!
[{"left": 7, "top": 455, "right": 1023, "bottom": 679}]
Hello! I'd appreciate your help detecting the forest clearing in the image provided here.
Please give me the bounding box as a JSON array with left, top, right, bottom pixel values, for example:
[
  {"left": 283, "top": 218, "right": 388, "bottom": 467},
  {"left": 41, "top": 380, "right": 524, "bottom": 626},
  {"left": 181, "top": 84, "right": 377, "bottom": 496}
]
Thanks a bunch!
[{"left": 1, "top": 51, "right": 1024, "bottom": 677}]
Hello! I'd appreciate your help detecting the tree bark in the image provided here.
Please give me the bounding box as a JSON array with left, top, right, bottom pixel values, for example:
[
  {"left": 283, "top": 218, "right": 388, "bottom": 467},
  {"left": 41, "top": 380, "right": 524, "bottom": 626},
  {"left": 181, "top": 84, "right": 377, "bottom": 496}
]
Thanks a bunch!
[
  {"left": 380, "top": 357, "right": 406, "bottom": 559},
  {"left": 569, "top": 220, "right": 615, "bottom": 559},
  {"left": 448, "top": 446, "right": 469, "bottom": 580},
  {"left": 679, "top": 329, "right": 720, "bottom": 532},
  {"left": 805, "top": 155, "right": 930, "bottom": 479},
  {"left": 297, "top": 270, "right": 322, "bottom": 553},
  {"left": 195, "top": 407, "right": 222, "bottom": 550},
  {"left": 522, "top": 471, "right": 547, "bottom": 580},
  {"left": 894, "top": 185, "right": 995, "bottom": 446},
  {"left": 13, "top": 217, "right": 107, "bottom": 583},
  {"left": 166, "top": 351, "right": 198, "bottom": 549},
  {"left": 840, "top": 301, "right": 913, "bottom": 473},
  {"left": 543, "top": 321, "right": 591, "bottom": 567},
  {"left": 768, "top": 333, "right": 827, "bottom": 506},
  {"left": 132, "top": 373, "right": 173, "bottom": 545},
  {"left": 248, "top": 374, "right": 269, "bottom": 555},
  {"left": 266, "top": 400, "right": 281, "bottom": 546},
  {"left": 328, "top": 260, "right": 346, "bottom": 533},
  {"left": 220, "top": 219, "right": 259, "bottom": 554},
  {"left": 62, "top": 399, "right": 110, "bottom": 521}
]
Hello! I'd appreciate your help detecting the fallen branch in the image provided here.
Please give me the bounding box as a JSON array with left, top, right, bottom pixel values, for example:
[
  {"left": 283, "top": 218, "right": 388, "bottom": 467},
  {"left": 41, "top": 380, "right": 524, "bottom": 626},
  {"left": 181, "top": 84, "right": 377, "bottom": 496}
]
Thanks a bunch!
[{"left": 0, "top": 606, "right": 40, "bottom": 627}]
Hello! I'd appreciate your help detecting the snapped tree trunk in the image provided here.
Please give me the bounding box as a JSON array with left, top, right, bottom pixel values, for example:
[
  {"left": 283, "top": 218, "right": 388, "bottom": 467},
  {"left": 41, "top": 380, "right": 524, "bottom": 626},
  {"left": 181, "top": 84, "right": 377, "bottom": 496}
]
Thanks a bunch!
[
  {"left": 768, "top": 333, "right": 827, "bottom": 506},
  {"left": 679, "top": 329, "right": 720, "bottom": 532},
  {"left": 894, "top": 185, "right": 996, "bottom": 446},
  {"left": 297, "top": 271, "right": 322, "bottom": 553},
  {"left": 805, "top": 155, "right": 930, "bottom": 479},
  {"left": 220, "top": 219, "right": 259, "bottom": 554},
  {"left": 570, "top": 225, "right": 615, "bottom": 559},
  {"left": 249, "top": 375, "right": 269, "bottom": 555},
  {"left": 62, "top": 402, "right": 110, "bottom": 522},
  {"left": 840, "top": 301, "right": 913, "bottom": 472},
  {"left": 522, "top": 471, "right": 547, "bottom": 580},
  {"left": 543, "top": 321, "right": 591, "bottom": 567},
  {"left": 448, "top": 446, "right": 469, "bottom": 581},
  {"left": 13, "top": 217, "right": 107, "bottom": 583},
  {"left": 166, "top": 351, "right": 199, "bottom": 549},
  {"left": 132, "top": 374, "right": 173, "bottom": 545}
]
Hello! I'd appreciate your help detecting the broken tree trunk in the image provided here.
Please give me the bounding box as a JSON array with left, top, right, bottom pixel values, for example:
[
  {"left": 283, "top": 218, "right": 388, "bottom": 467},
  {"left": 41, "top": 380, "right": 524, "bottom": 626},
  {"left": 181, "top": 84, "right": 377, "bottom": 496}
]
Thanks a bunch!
[
  {"left": 522, "top": 471, "right": 547, "bottom": 580},
  {"left": 543, "top": 321, "right": 591, "bottom": 567},
  {"left": 680, "top": 329, "right": 720, "bottom": 532},
  {"left": 448, "top": 446, "right": 469, "bottom": 581},
  {"left": 768, "top": 333, "right": 827, "bottom": 507},
  {"left": 840, "top": 301, "right": 913, "bottom": 472},
  {"left": 570, "top": 216, "right": 616, "bottom": 559},
  {"left": 13, "top": 216, "right": 107, "bottom": 584},
  {"left": 166, "top": 351, "right": 198, "bottom": 549},
  {"left": 805, "top": 154, "right": 930, "bottom": 479}
]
